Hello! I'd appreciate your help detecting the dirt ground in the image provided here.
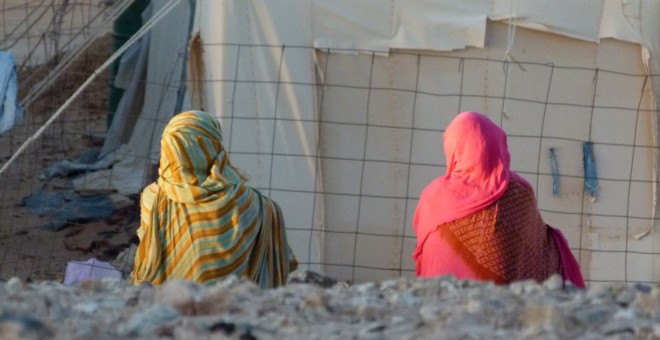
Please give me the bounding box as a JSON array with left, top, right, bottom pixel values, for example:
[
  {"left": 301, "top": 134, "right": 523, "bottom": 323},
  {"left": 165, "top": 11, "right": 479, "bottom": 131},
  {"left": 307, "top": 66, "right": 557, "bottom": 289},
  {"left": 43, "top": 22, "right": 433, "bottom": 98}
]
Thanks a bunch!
[{"left": 0, "top": 34, "right": 139, "bottom": 282}]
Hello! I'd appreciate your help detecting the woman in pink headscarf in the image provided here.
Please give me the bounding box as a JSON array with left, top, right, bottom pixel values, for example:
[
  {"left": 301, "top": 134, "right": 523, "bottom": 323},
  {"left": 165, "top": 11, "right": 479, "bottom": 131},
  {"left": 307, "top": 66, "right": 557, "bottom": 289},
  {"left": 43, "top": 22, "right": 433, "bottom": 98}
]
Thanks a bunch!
[{"left": 413, "top": 111, "right": 585, "bottom": 288}]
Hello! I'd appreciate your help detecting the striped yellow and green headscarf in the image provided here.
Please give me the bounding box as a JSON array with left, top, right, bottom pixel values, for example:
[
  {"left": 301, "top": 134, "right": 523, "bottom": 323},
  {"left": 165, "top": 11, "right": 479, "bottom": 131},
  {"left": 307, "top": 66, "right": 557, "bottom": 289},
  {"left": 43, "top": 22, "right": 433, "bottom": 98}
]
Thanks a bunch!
[{"left": 131, "top": 111, "right": 297, "bottom": 288}]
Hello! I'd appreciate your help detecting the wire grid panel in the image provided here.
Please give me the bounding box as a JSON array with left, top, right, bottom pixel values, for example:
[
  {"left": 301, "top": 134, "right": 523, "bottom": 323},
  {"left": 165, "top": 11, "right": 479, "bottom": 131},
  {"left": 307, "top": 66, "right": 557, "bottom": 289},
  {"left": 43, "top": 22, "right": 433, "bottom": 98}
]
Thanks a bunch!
[
  {"left": 1, "top": 0, "right": 109, "bottom": 67},
  {"left": 0, "top": 0, "right": 195, "bottom": 282},
  {"left": 216, "top": 38, "right": 659, "bottom": 285},
  {"left": 0, "top": 3, "right": 658, "bottom": 285},
  {"left": 0, "top": 0, "right": 121, "bottom": 281},
  {"left": 0, "top": 38, "right": 112, "bottom": 281},
  {"left": 316, "top": 53, "right": 658, "bottom": 285}
]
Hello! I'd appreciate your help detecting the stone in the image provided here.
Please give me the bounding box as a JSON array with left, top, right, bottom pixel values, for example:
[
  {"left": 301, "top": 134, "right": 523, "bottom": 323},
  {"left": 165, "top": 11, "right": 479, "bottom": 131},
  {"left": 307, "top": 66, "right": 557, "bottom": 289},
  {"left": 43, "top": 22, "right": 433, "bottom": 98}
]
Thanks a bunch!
[
  {"left": 0, "top": 313, "right": 53, "bottom": 340},
  {"left": 120, "top": 304, "right": 180, "bottom": 337},
  {"left": 155, "top": 279, "right": 202, "bottom": 315},
  {"left": 0, "top": 273, "right": 658, "bottom": 338}
]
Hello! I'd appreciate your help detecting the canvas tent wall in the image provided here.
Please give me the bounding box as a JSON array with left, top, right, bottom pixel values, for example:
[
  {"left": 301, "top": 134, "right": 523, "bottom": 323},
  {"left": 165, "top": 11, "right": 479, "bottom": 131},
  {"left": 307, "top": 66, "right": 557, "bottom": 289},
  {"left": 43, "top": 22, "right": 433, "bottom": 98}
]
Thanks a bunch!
[{"left": 71, "top": 0, "right": 660, "bottom": 285}]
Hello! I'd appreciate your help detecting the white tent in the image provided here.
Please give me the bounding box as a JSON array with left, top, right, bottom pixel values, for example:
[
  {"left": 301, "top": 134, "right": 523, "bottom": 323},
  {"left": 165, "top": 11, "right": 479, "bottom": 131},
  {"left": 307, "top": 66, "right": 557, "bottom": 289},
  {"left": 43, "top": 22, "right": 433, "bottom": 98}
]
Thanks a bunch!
[{"left": 79, "top": 0, "right": 660, "bottom": 285}]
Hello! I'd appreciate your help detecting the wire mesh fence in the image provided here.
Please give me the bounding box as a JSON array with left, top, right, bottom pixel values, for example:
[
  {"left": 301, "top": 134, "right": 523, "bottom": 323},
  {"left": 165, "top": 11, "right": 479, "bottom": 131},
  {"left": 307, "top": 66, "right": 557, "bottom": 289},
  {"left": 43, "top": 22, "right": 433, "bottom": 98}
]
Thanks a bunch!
[
  {"left": 0, "top": 0, "right": 659, "bottom": 286},
  {"left": 0, "top": 0, "right": 123, "bottom": 281}
]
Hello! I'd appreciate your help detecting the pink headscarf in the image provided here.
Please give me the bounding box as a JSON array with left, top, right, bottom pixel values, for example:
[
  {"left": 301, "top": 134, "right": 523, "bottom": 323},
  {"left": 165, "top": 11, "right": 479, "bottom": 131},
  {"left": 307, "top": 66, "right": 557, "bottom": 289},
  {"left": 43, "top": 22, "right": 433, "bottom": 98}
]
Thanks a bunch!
[{"left": 413, "top": 111, "right": 527, "bottom": 260}]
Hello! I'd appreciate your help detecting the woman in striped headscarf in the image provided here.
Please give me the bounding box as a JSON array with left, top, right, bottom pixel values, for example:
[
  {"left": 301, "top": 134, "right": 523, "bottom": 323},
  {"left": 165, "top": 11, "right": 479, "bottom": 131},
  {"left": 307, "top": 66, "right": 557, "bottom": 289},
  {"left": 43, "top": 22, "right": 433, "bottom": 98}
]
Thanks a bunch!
[{"left": 131, "top": 111, "right": 297, "bottom": 288}]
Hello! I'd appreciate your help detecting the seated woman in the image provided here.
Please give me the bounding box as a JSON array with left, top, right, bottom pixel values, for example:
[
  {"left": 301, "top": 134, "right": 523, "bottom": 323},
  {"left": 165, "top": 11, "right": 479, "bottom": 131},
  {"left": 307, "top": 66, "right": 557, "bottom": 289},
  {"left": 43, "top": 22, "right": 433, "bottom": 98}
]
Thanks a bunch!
[
  {"left": 413, "top": 111, "right": 584, "bottom": 288},
  {"left": 131, "top": 111, "right": 297, "bottom": 288}
]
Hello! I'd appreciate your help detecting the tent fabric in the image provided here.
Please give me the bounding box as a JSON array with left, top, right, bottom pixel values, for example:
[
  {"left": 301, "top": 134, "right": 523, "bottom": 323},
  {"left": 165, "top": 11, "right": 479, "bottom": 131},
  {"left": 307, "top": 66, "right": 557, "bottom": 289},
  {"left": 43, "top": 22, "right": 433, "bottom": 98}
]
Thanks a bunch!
[
  {"left": 312, "top": 0, "right": 654, "bottom": 50},
  {"left": 100, "top": 33, "right": 151, "bottom": 158},
  {"left": 489, "top": 0, "right": 604, "bottom": 43},
  {"left": 96, "top": 0, "right": 660, "bottom": 198},
  {"left": 187, "top": 0, "right": 660, "bottom": 283},
  {"left": 73, "top": 0, "right": 192, "bottom": 196},
  {"left": 312, "top": 0, "right": 489, "bottom": 52},
  {"left": 600, "top": 0, "right": 642, "bottom": 44}
]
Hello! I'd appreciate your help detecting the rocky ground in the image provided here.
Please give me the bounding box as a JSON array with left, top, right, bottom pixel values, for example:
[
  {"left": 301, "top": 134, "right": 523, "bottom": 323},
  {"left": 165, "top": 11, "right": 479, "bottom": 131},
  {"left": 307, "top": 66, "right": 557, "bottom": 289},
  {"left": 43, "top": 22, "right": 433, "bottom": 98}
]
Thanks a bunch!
[{"left": 0, "top": 271, "right": 658, "bottom": 339}]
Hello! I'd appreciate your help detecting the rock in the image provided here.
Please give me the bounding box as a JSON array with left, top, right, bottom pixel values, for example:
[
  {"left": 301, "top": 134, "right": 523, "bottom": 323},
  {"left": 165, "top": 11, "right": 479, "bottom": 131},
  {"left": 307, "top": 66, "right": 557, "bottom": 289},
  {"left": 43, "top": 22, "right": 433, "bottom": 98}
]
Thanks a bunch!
[
  {"left": 0, "top": 274, "right": 658, "bottom": 338},
  {"left": 120, "top": 304, "right": 180, "bottom": 337},
  {"left": 542, "top": 274, "right": 563, "bottom": 290},
  {"left": 287, "top": 270, "right": 347, "bottom": 288},
  {"left": 155, "top": 279, "right": 202, "bottom": 315},
  {"left": 6, "top": 277, "right": 23, "bottom": 295},
  {"left": 520, "top": 305, "right": 565, "bottom": 334},
  {"left": 636, "top": 287, "right": 660, "bottom": 316},
  {"left": 0, "top": 313, "right": 53, "bottom": 340}
]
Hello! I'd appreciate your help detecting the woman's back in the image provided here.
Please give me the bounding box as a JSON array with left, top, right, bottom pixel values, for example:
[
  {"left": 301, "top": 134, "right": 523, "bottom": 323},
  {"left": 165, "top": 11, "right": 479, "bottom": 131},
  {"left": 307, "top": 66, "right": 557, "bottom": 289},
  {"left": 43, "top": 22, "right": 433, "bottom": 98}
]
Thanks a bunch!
[
  {"left": 131, "top": 111, "right": 297, "bottom": 288},
  {"left": 414, "top": 111, "right": 582, "bottom": 287},
  {"left": 419, "top": 177, "right": 561, "bottom": 283}
]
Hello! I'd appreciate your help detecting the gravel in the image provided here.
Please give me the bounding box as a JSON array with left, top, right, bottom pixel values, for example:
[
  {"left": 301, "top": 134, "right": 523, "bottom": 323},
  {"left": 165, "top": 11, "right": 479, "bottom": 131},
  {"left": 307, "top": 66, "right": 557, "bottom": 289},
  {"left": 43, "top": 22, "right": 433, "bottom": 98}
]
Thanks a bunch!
[{"left": 0, "top": 271, "right": 658, "bottom": 339}]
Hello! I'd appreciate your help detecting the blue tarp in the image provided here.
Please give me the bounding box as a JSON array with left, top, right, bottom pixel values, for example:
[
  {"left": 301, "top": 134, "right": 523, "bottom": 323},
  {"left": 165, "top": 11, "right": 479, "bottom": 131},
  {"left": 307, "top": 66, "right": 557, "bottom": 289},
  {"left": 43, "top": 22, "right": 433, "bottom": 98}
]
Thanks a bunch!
[
  {"left": 582, "top": 142, "right": 599, "bottom": 198},
  {"left": 549, "top": 148, "right": 560, "bottom": 196},
  {"left": 0, "top": 51, "right": 23, "bottom": 134},
  {"left": 27, "top": 148, "right": 118, "bottom": 231},
  {"left": 23, "top": 190, "right": 117, "bottom": 231}
]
